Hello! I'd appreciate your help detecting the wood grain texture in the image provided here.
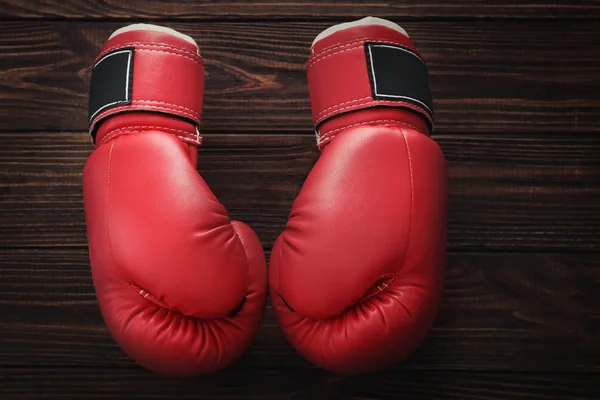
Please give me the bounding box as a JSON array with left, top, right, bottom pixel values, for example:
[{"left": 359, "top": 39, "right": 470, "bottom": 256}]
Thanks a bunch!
[
  {"left": 1, "top": 0, "right": 600, "bottom": 20},
  {"left": 1, "top": 248, "right": 598, "bottom": 371},
  {"left": 1, "top": 21, "right": 599, "bottom": 133},
  {"left": 1, "top": 132, "right": 598, "bottom": 250},
  {"left": 1, "top": 368, "right": 599, "bottom": 400},
  {"left": 1, "top": 0, "right": 599, "bottom": 397}
]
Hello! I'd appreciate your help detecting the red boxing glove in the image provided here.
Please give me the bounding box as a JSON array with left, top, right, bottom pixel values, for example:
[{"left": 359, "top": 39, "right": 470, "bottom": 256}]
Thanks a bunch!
[
  {"left": 269, "top": 17, "right": 447, "bottom": 373},
  {"left": 83, "top": 24, "right": 267, "bottom": 376}
]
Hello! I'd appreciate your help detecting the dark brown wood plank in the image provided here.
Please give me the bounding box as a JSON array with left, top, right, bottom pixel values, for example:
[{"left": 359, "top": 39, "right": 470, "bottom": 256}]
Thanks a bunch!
[
  {"left": 1, "top": 0, "right": 599, "bottom": 20},
  {"left": 1, "top": 249, "right": 598, "bottom": 372},
  {"left": 0, "top": 132, "right": 598, "bottom": 250},
  {"left": 0, "top": 367, "right": 329, "bottom": 400},
  {"left": 1, "top": 368, "right": 599, "bottom": 400},
  {"left": 1, "top": 21, "right": 599, "bottom": 133}
]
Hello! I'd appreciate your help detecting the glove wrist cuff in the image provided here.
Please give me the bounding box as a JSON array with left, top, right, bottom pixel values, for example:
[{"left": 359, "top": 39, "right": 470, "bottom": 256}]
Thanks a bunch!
[
  {"left": 307, "top": 17, "right": 434, "bottom": 137},
  {"left": 88, "top": 24, "right": 204, "bottom": 144},
  {"left": 316, "top": 108, "right": 431, "bottom": 150}
]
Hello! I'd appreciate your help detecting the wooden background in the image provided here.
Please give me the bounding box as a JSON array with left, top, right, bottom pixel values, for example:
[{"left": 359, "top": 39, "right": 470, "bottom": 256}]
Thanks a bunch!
[{"left": 0, "top": 1, "right": 599, "bottom": 399}]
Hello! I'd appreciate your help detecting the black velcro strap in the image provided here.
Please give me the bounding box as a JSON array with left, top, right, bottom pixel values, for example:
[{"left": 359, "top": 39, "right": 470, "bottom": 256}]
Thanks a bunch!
[
  {"left": 365, "top": 42, "right": 433, "bottom": 118},
  {"left": 88, "top": 47, "right": 134, "bottom": 125}
]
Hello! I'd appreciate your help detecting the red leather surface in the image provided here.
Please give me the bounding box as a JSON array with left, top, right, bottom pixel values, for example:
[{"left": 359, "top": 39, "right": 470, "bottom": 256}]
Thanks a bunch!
[
  {"left": 95, "top": 113, "right": 201, "bottom": 147},
  {"left": 270, "top": 20, "right": 447, "bottom": 374},
  {"left": 83, "top": 27, "right": 267, "bottom": 376},
  {"left": 89, "top": 30, "right": 204, "bottom": 139},
  {"left": 307, "top": 24, "right": 433, "bottom": 137},
  {"left": 316, "top": 107, "right": 430, "bottom": 149}
]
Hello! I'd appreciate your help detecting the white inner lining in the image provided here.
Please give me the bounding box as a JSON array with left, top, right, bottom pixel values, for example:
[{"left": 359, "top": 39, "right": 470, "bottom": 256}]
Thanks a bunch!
[
  {"left": 312, "top": 17, "right": 409, "bottom": 48},
  {"left": 109, "top": 24, "right": 197, "bottom": 47}
]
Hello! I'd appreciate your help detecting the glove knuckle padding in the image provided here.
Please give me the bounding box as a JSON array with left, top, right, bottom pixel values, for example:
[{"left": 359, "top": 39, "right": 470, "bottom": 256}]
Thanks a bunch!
[
  {"left": 86, "top": 132, "right": 248, "bottom": 318},
  {"left": 84, "top": 132, "right": 266, "bottom": 375},
  {"left": 278, "top": 128, "right": 411, "bottom": 318},
  {"left": 271, "top": 127, "right": 446, "bottom": 372}
]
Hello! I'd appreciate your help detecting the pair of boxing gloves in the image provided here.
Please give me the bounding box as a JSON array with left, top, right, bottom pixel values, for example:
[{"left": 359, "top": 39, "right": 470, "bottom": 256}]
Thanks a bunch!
[{"left": 83, "top": 17, "right": 447, "bottom": 376}]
